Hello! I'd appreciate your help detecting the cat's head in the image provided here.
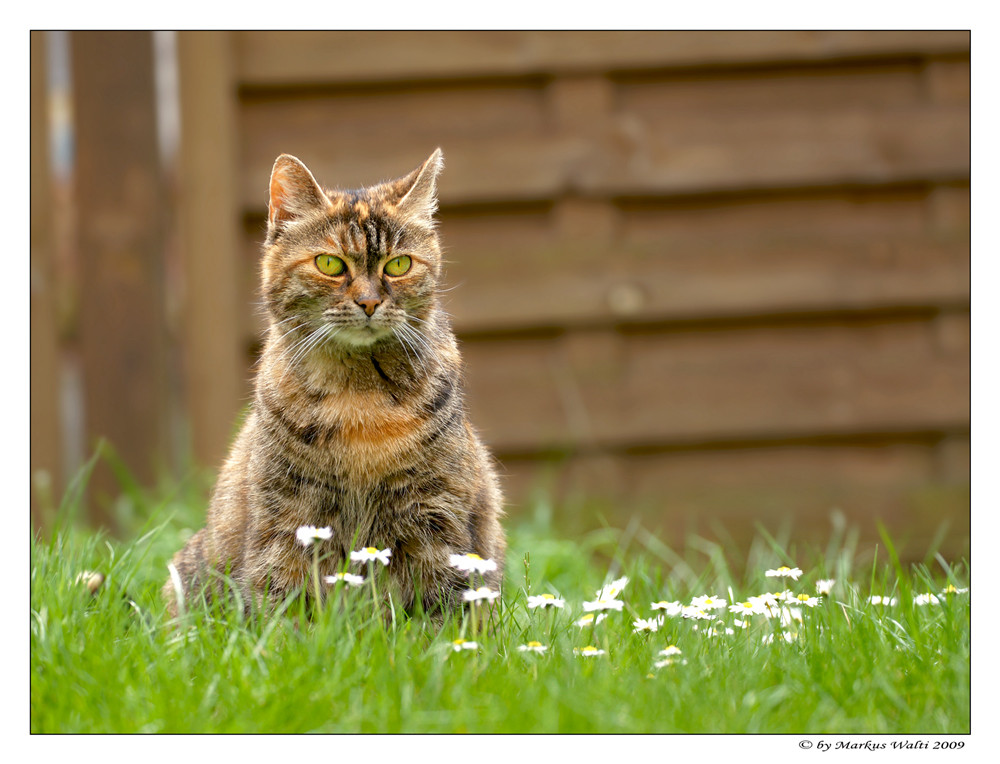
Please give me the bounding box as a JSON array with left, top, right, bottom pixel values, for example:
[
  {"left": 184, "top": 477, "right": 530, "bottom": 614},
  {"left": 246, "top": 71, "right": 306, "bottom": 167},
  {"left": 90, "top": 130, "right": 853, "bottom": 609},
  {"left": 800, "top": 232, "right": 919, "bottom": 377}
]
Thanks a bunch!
[{"left": 261, "top": 150, "right": 444, "bottom": 351}]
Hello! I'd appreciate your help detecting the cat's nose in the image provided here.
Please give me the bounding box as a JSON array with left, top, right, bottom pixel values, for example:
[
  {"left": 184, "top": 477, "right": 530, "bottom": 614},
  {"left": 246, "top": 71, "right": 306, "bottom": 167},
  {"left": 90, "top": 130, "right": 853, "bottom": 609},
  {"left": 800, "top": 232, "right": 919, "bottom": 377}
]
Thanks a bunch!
[{"left": 355, "top": 296, "right": 381, "bottom": 317}]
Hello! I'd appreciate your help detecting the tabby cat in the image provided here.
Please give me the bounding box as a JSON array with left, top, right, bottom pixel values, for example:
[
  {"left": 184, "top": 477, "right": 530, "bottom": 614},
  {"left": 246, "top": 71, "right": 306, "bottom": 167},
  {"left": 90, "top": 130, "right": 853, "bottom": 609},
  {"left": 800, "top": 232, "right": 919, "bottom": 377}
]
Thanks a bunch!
[{"left": 163, "top": 149, "right": 505, "bottom": 618}]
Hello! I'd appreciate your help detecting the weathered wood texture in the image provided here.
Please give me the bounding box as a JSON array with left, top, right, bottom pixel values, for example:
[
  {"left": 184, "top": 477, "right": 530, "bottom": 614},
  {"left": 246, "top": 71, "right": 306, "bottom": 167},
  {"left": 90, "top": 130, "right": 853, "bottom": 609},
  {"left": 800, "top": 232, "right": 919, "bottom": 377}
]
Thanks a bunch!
[
  {"left": 70, "top": 31, "right": 170, "bottom": 527},
  {"left": 31, "top": 32, "right": 61, "bottom": 528}
]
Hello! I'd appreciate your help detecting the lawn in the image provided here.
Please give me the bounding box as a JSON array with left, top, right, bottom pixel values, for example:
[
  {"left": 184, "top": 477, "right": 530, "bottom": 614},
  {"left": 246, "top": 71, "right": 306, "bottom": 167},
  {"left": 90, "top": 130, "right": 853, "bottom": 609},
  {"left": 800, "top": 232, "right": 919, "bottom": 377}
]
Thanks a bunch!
[{"left": 30, "top": 464, "right": 970, "bottom": 735}]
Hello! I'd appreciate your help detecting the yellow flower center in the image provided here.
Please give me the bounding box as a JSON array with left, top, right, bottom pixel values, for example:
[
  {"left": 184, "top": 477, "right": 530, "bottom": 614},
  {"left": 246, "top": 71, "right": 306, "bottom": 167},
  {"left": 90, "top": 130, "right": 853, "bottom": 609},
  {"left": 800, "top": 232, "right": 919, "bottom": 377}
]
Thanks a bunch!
[
  {"left": 527, "top": 641, "right": 542, "bottom": 647},
  {"left": 466, "top": 553, "right": 482, "bottom": 560},
  {"left": 453, "top": 639, "right": 465, "bottom": 646},
  {"left": 778, "top": 566, "right": 790, "bottom": 572},
  {"left": 944, "top": 584, "right": 958, "bottom": 593},
  {"left": 541, "top": 593, "right": 554, "bottom": 599},
  {"left": 365, "top": 547, "right": 378, "bottom": 554},
  {"left": 797, "top": 594, "right": 810, "bottom": 601}
]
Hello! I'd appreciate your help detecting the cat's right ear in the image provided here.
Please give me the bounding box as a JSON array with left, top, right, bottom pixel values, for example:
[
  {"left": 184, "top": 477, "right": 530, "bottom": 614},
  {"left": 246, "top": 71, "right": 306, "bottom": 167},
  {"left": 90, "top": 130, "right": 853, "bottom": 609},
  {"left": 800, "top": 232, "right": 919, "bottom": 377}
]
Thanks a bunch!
[{"left": 267, "top": 155, "right": 331, "bottom": 240}]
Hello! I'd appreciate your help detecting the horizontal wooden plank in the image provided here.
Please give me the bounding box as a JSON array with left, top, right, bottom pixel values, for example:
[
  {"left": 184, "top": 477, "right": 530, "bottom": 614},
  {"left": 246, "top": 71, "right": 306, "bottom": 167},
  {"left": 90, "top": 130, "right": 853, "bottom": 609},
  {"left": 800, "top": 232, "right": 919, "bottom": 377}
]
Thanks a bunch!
[
  {"left": 459, "top": 314, "right": 970, "bottom": 453},
  {"left": 234, "top": 31, "right": 969, "bottom": 86},
  {"left": 583, "top": 105, "right": 969, "bottom": 196},
  {"left": 498, "top": 438, "right": 970, "bottom": 561},
  {"left": 439, "top": 237, "right": 969, "bottom": 333},
  {"left": 239, "top": 104, "right": 969, "bottom": 208}
]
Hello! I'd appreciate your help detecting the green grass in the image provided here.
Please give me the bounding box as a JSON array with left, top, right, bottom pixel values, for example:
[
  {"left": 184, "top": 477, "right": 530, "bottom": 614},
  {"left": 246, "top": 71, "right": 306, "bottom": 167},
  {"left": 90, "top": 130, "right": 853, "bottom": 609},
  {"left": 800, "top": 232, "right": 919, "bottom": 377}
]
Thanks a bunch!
[{"left": 30, "top": 474, "right": 969, "bottom": 734}]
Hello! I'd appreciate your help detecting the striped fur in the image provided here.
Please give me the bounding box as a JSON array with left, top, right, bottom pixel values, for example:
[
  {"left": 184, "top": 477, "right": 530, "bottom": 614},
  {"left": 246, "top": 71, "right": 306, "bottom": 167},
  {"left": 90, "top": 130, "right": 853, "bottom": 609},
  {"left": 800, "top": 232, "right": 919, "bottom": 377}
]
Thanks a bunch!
[{"left": 163, "top": 150, "right": 505, "bottom": 618}]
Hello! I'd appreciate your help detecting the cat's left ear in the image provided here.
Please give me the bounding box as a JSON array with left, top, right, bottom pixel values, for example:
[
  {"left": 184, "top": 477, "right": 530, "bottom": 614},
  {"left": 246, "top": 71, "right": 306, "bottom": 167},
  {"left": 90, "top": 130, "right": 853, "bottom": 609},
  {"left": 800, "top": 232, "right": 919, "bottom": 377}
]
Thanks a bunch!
[{"left": 393, "top": 148, "right": 444, "bottom": 227}]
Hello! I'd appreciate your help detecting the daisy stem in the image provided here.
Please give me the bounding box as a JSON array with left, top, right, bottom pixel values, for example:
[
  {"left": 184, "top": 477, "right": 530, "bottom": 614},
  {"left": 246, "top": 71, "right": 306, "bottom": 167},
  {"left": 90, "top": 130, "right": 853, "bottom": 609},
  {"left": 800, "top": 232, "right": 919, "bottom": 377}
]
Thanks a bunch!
[{"left": 311, "top": 546, "right": 322, "bottom": 613}]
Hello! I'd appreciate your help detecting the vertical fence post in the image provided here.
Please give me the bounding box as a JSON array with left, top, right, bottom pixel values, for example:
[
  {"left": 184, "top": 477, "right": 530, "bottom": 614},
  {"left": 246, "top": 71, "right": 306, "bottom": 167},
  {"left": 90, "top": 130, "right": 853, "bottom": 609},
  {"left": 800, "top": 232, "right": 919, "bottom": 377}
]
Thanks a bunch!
[
  {"left": 176, "top": 31, "right": 246, "bottom": 473},
  {"left": 71, "top": 31, "right": 169, "bottom": 529},
  {"left": 31, "top": 31, "right": 62, "bottom": 530}
]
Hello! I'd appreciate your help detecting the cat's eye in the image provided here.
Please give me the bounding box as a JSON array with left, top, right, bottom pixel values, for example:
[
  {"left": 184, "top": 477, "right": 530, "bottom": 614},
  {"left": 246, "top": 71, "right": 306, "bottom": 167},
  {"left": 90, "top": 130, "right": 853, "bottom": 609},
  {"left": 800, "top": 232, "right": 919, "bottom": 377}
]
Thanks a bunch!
[
  {"left": 384, "top": 256, "right": 412, "bottom": 277},
  {"left": 315, "top": 254, "right": 346, "bottom": 276}
]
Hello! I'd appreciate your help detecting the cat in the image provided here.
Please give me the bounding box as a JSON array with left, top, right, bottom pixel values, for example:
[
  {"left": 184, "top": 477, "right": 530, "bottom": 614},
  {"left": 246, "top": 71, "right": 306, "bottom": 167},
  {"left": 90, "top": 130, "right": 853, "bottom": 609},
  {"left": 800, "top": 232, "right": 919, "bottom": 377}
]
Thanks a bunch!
[{"left": 163, "top": 149, "right": 505, "bottom": 619}]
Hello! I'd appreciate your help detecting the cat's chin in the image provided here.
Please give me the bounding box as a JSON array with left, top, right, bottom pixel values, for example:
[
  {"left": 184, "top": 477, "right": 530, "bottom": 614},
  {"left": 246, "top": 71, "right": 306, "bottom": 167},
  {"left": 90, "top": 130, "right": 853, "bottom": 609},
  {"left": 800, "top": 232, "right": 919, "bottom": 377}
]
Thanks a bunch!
[{"left": 332, "top": 325, "right": 391, "bottom": 349}]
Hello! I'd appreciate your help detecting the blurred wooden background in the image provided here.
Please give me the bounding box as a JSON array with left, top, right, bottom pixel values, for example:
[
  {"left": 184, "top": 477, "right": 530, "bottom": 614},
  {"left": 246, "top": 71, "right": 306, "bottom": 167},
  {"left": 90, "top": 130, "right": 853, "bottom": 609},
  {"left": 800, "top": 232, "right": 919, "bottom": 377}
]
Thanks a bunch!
[{"left": 31, "top": 31, "right": 970, "bottom": 558}]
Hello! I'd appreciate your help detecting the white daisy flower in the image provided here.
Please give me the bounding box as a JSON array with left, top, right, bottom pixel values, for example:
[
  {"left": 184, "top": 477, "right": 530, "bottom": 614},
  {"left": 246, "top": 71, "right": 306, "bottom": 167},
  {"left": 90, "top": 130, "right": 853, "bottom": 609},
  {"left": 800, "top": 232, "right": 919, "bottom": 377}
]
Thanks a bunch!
[
  {"left": 574, "top": 613, "right": 607, "bottom": 628},
  {"left": 868, "top": 595, "right": 898, "bottom": 606},
  {"left": 941, "top": 584, "right": 969, "bottom": 595},
  {"left": 914, "top": 592, "right": 941, "bottom": 606},
  {"left": 451, "top": 638, "right": 478, "bottom": 651},
  {"left": 462, "top": 586, "right": 500, "bottom": 603},
  {"left": 527, "top": 593, "right": 565, "bottom": 609},
  {"left": 779, "top": 607, "right": 803, "bottom": 626},
  {"left": 815, "top": 579, "right": 836, "bottom": 595},
  {"left": 704, "top": 626, "right": 735, "bottom": 637},
  {"left": 595, "top": 576, "right": 629, "bottom": 601},
  {"left": 729, "top": 600, "right": 761, "bottom": 616},
  {"left": 763, "top": 631, "right": 797, "bottom": 645},
  {"left": 323, "top": 572, "right": 365, "bottom": 587},
  {"left": 690, "top": 594, "right": 728, "bottom": 610},
  {"left": 659, "top": 645, "right": 683, "bottom": 656},
  {"left": 654, "top": 657, "right": 687, "bottom": 668},
  {"left": 583, "top": 597, "right": 625, "bottom": 612},
  {"left": 794, "top": 593, "right": 821, "bottom": 607},
  {"left": 632, "top": 616, "right": 663, "bottom": 633},
  {"left": 448, "top": 552, "right": 498, "bottom": 575},
  {"left": 651, "top": 600, "right": 683, "bottom": 615},
  {"left": 765, "top": 566, "right": 803, "bottom": 581},
  {"left": 296, "top": 525, "right": 332, "bottom": 547},
  {"left": 517, "top": 641, "right": 548, "bottom": 654},
  {"left": 349, "top": 546, "right": 392, "bottom": 566},
  {"left": 750, "top": 593, "right": 782, "bottom": 616},
  {"left": 573, "top": 645, "right": 606, "bottom": 657},
  {"left": 680, "top": 605, "right": 713, "bottom": 620}
]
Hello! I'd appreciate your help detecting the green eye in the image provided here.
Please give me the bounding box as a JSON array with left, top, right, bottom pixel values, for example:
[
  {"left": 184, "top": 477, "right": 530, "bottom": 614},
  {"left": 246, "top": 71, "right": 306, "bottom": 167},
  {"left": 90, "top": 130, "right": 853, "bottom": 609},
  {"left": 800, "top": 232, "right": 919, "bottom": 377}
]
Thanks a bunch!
[
  {"left": 315, "top": 255, "right": 346, "bottom": 276},
  {"left": 384, "top": 256, "right": 412, "bottom": 277}
]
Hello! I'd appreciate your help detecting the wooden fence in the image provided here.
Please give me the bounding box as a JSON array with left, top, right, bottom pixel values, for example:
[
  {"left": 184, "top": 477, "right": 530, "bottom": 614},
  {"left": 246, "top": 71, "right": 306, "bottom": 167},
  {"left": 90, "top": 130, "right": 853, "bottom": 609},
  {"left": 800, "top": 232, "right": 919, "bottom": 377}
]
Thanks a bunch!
[{"left": 31, "top": 31, "right": 970, "bottom": 558}]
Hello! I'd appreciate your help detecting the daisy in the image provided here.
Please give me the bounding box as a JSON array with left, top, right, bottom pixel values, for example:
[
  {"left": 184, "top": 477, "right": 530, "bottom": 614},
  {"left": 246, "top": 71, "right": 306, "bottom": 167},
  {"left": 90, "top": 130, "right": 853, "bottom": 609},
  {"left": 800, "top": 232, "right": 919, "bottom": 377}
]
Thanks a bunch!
[
  {"left": 527, "top": 593, "right": 565, "bottom": 609},
  {"left": 765, "top": 565, "right": 803, "bottom": 581},
  {"left": 296, "top": 525, "right": 332, "bottom": 547},
  {"left": 448, "top": 552, "right": 498, "bottom": 575},
  {"left": 659, "top": 645, "right": 682, "bottom": 657},
  {"left": 914, "top": 593, "right": 941, "bottom": 606},
  {"left": 632, "top": 616, "right": 663, "bottom": 633},
  {"left": 451, "top": 638, "right": 478, "bottom": 651},
  {"left": 868, "top": 595, "right": 898, "bottom": 606},
  {"left": 517, "top": 641, "right": 548, "bottom": 654},
  {"left": 349, "top": 546, "right": 392, "bottom": 566},
  {"left": 680, "top": 605, "right": 713, "bottom": 620},
  {"left": 583, "top": 597, "right": 625, "bottom": 612},
  {"left": 595, "top": 576, "right": 629, "bottom": 601},
  {"left": 941, "top": 584, "right": 969, "bottom": 595},
  {"left": 763, "top": 631, "right": 797, "bottom": 645},
  {"left": 573, "top": 645, "right": 606, "bottom": 657},
  {"left": 654, "top": 657, "right": 687, "bottom": 668},
  {"left": 750, "top": 593, "right": 782, "bottom": 616},
  {"left": 815, "top": 579, "right": 836, "bottom": 595},
  {"left": 651, "top": 600, "right": 683, "bottom": 615},
  {"left": 462, "top": 586, "right": 501, "bottom": 603},
  {"left": 324, "top": 572, "right": 365, "bottom": 587},
  {"left": 779, "top": 607, "right": 803, "bottom": 626},
  {"left": 574, "top": 613, "right": 607, "bottom": 628},
  {"left": 794, "top": 593, "right": 821, "bottom": 607},
  {"left": 704, "top": 626, "right": 735, "bottom": 637},
  {"left": 690, "top": 594, "right": 728, "bottom": 610},
  {"left": 729, "top": 600, "right": 761, "bottom": 616}
]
